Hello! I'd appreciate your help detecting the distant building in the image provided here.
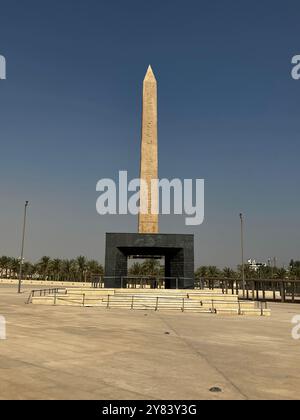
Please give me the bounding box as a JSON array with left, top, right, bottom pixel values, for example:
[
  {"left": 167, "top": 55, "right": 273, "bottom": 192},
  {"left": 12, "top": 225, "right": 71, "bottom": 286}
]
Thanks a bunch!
[{"left": 247, "top": 259, "right": 267, "bottom": 272}]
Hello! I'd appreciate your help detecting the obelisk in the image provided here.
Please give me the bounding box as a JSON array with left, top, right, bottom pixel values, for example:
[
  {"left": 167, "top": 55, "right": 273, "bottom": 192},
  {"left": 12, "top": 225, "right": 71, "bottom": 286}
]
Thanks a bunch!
[{"left": 138, "top": 65, "right": 159, "bottom": 234}]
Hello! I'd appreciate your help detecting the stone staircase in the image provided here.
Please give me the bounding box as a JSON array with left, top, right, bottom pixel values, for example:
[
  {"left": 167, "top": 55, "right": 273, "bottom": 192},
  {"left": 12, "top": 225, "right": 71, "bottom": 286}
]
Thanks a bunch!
[{"left": 29, "top": 288, "right": 271, "bottom": 316}]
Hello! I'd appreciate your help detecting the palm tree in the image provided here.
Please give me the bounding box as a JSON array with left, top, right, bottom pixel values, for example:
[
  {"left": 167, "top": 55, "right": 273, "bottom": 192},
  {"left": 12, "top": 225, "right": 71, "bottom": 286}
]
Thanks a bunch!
[
  {"left": 49, "top": 259, "right": 62, "bottom": 281},
  {"left": 9, "top": 258, "right": 20, "bottom": 279},
  {"left": 258, "top": 265, "right": 273, "bottom": 279},
  {"left": 207, "top": 266, "right": 220, "bottom": 278},
  {"left": 129, "top": 262, "right": 143, "bottom": 276},
  {"left": 195, "top": 266, "right": 209, "bottom": 278},
  {"left": 86, "top": 260, "right": 103, "bottom": 275},
  {"left": 0, "top": 256, "right": 10, "bottom": 278},
  {"left": 141, "top": 259, "right": 162, "bottom": 276},
  {"left": 76, "top": 256, "right": 87, "bottom": 282},
  {"left": 61, "top": 259, "right": 72, "bottom": 281},
  {"left": 275, "top": 268, "right": 287, "bottom": 279},
  {"left": 23, "top": 262, "right": 35, "bottom": 280},
  {"left": 222, "top": 267, "right": 236, "bottom": 279},
  {"left": 289, "top": 266, "right": 300, "bottom": 280},
  {"left": 85, "top": 260, "right": 103, "bottom": 282},
  {"left": 37, "top": 256, "right": 51, "bottom": 280},
  {"left": 289, "top": 260, "right": 300, "bottom": 280},
  {"left": 1, "top": 255, "right": 104, "bottom": 282},
  {"left": 237, "top": 264, "right": 255, "bottom": 279}
]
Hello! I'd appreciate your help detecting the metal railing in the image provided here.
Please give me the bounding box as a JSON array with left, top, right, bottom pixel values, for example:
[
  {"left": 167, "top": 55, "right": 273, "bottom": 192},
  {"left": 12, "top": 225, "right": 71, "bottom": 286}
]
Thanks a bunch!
[
  {"left": 103, "top": 295, "right": 267, "bottom": 315},
  {"left": 26, "top": 287, "right": 66, "bottom": 304},
  {"left": 104, "top": 294, "right": 193, "bottom": 312},
  {"left": 195, "top": 278, "right": 300, "bottom": 303},
  {"left": 27, "top": 288, "right": 268, "bottom": 315},
  {"left": 91, "top": 275, "right": 104, "bottom": 288},
  {"left": 120, "top": 276, "right": 194, "bottom": 289},
  {"left": 23, "top": 275, "right": 195, "bottom": 290}
]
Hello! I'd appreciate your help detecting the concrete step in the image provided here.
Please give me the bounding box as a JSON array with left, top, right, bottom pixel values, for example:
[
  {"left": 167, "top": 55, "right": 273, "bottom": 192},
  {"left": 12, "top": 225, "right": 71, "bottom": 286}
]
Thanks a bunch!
[
  {"left": 101, "top": 300, "right": 202, "bottom": 307},
  {"left": 201, "top": 301, "right": 256, "bottom": 309},
  {"left": 30, "top": 289, "right": 271, "bottom": 316},
  {"left": 189, "top": 294, "right": 239, "bottom": 302},
  {"left": 101, "top": 302, "right": 212, "bottom": 312},
  {"left": 65, "top": 288, "right": 240, "bottom": 302},
  {"left": 216, "top": 308, "right": 239, "bottom": 315},
  {"left": 31, "top": 296, "right": 103, "bottom": 306},
  {"left": 112, "top": 293, "right": 246, "bottom": 302},
  {"left": 240, "top": 308, "right": 271, "bottom": 317},
  {"left": 32, "top": 297, "right": 56, "bottom": 305},
  {"left": 66, "top": 289, "right": 115, "bottom": 296},
  {"left": 105, "top": 297, "right": 245, "bottom": 309},
  {"left": 216, "top": 308, "right": 271, "bottom": 317}
]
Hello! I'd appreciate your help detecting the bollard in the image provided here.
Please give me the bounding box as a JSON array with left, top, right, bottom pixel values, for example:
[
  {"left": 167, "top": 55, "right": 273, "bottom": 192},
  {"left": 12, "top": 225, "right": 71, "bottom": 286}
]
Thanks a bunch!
[{"left": 155, "top": 297, "right": 159, "bottom": 311}]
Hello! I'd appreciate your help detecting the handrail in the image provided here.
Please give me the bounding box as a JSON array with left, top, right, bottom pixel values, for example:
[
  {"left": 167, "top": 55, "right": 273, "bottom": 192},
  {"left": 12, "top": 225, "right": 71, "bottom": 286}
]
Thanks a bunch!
[
  {"left": 120, "top": 276, "right": 194, "bottom": 290},
  {"left": 103, "top": 294, "right": 247, "bottom": 313},
  {"left": 26, "top": 287, "right": 66, "bottom": 304},
  {"left": 28, "top": 289, "right": 268, "bottom": 316},
  {"left": 195, "top": 277, "right": 300, "bottom": 303},
  {"left": 29, "top": 289, "right": 247, "bottom": 306}
]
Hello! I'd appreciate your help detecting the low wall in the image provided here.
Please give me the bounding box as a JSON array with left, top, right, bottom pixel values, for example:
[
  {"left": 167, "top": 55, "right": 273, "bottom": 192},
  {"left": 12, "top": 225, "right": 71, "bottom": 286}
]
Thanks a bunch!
[
  {"left": 0, "top": 279, "right": 93, "bottom": 288},
  {"left": 201, "top": 287, "right": 281, "bottom": 300},
  {"left": 0, "top": 279, "right": 284, "bottom": 300}
]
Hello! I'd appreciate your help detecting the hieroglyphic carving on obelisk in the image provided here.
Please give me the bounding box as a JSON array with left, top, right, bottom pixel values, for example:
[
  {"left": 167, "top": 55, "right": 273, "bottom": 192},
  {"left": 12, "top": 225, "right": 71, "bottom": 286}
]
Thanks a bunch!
[{"left": 138, "top": 66, "right": 159, "bottom": 234}]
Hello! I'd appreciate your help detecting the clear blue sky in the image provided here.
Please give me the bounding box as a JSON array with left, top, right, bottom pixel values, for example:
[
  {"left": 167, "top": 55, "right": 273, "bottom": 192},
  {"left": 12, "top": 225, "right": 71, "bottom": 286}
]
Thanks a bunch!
[{"left": 0, "top": 0, "right": 299, "bottom": 268}]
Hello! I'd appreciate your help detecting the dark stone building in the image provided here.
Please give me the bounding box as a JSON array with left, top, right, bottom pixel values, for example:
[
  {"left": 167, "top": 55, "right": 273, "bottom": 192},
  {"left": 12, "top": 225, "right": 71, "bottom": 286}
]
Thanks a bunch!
[{"left": 104, "top": 233, "right": 194, "bottom": 289}]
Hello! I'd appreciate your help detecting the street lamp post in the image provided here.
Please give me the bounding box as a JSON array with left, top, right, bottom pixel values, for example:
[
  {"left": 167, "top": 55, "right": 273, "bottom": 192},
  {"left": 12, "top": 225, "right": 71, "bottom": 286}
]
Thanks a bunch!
[
  {"left": 18, "top": 201, "right": 29, "bottom": 294},
  {"left": 240, "top": 213, "right": 246, "bottom": 298}
]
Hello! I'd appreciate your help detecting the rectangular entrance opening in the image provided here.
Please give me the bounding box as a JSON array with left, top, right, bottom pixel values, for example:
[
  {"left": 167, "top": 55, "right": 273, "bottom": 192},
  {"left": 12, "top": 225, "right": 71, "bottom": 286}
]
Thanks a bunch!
[{"left": 127, "top": 255, "right": 165, "bottom": 289}]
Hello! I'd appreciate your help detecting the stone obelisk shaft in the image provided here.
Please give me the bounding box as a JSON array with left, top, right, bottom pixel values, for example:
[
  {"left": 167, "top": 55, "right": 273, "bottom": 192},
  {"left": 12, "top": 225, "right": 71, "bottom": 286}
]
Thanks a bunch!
[{"left": 138, "top": 66, "right": 159, "bottom": 234}]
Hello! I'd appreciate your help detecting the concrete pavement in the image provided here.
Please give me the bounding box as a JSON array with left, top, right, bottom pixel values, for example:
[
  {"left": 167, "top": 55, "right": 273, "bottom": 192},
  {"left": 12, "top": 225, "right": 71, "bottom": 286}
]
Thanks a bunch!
[{"left": 0, "top": 285, "right": 299, "bottom": 400}]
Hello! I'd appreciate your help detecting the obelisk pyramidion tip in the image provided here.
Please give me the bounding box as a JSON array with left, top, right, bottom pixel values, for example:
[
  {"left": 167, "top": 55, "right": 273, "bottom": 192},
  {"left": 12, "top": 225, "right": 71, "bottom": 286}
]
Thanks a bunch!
[{"left": 144, "top": 65, "right": 156, "bottom": 81}]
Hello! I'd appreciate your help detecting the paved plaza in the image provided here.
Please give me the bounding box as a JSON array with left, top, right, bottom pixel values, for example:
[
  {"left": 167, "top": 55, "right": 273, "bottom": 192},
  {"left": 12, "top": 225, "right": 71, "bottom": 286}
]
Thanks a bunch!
[{"left": 0, "top": 285, "right": 300, "bottom": 400}]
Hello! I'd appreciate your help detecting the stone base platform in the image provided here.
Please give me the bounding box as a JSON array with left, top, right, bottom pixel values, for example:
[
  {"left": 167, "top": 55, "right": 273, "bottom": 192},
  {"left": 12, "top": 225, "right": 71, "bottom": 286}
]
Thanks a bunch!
[{"left": 29, "top": 288, "right": 271, "bottom": 316}]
